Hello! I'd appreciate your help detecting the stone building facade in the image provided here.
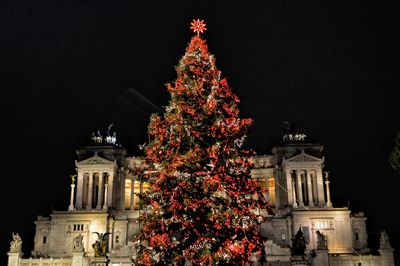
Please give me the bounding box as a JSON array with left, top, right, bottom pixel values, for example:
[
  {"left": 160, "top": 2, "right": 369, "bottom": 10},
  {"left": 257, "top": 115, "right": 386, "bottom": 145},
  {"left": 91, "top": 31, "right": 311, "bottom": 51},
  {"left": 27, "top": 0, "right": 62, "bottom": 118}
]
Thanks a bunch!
[{"left": 7, "top": 133, "right": 395, "bottom": 266}]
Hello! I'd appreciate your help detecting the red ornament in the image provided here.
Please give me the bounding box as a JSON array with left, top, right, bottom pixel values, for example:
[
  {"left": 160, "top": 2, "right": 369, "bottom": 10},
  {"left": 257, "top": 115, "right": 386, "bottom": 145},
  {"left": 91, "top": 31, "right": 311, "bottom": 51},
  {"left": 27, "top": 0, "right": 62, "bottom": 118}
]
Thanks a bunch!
[{"left": 190, "top": 19, "right": 207, "bottom": 36}]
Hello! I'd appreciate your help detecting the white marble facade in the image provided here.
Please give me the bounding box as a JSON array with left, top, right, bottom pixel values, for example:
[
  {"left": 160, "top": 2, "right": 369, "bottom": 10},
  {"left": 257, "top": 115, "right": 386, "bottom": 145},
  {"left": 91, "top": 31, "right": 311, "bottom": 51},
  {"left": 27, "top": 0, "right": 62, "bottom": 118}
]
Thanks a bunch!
[{"left": 8, "top": 141, "right": 395, "bottom": 266}]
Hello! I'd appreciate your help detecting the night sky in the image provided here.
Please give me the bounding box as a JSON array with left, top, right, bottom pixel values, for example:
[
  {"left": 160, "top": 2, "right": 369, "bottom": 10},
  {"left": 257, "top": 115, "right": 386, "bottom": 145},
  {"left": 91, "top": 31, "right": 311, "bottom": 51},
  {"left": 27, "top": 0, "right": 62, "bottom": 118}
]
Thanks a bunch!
[{"left": 1, "top": 1, "right": 398, "bottom": 264}]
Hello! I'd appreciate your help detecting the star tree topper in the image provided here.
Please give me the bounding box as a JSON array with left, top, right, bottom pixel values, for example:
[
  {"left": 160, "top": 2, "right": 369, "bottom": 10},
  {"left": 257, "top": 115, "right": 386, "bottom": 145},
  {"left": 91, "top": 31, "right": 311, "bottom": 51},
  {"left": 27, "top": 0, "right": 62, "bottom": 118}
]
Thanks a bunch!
[{"left": 190, "top": 19, "right": 207, "bottom": 36}]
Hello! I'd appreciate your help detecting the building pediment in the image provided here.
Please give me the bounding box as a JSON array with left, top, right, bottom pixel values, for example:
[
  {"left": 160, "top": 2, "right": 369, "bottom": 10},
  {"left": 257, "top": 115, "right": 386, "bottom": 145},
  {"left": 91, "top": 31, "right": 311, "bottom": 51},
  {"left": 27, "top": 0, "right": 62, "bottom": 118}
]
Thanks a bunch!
[
  {"left": 75, "top": 153, "right": 115, "bottom": 166},
  {"left": 284, "top": 150, "right": 323, "bottom": 163}
]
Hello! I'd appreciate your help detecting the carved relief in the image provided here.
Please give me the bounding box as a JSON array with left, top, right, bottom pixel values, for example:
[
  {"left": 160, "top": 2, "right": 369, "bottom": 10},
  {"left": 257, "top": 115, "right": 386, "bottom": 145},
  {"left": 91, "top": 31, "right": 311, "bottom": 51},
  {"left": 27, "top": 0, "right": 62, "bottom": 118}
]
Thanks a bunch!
[{"left": 85, "top": 158, "right": 111, "bottom": 165}]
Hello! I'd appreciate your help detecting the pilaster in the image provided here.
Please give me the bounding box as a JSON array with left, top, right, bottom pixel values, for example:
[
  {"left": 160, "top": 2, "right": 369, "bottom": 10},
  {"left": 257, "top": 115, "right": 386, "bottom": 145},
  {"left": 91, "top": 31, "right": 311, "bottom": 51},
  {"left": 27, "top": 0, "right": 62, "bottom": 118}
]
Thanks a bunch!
[{"left": 108, "top": 217, "right": 115, "bottom": 251}]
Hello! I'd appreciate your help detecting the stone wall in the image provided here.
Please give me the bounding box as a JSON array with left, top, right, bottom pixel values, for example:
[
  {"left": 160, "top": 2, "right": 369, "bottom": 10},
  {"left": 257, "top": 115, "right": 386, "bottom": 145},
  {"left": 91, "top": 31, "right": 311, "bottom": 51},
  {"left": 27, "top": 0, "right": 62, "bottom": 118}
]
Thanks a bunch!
[{"left": 9, "top": 256, "right": 72, "bottom": 266}]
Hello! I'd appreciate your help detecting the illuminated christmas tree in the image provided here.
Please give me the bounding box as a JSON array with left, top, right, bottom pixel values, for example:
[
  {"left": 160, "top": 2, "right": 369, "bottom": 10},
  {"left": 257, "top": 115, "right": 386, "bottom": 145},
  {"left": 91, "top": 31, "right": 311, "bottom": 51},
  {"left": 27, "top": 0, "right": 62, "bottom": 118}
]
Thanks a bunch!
[{"left": 135, "top": 19, "right": 268, "bottom": 265}]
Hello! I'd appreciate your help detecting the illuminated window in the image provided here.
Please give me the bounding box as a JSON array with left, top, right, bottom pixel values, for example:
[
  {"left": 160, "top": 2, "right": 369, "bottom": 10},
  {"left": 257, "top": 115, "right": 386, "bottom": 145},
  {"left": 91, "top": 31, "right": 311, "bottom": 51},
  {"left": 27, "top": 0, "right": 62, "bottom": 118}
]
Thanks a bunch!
[
  {"left": 125, "top": 178, "right": 149, "bottom": 210},
  {"left": 125, "top": 179, "right": 131, "bottom": 209},
  {"left": 268, "top": 177, "right": 276, "bottom": 207}
]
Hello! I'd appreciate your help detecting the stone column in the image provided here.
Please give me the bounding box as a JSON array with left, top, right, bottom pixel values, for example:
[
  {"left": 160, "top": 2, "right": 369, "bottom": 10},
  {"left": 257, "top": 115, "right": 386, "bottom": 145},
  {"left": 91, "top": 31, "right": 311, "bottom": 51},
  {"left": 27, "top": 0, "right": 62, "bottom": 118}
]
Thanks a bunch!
[
  {"left": 286, "top": 169, "right": 294, "bottom": 206},
  {"left": 97, "top": 172, "right": 104, "bottom": 210},
  {"left": 107, "top": 171, "right": 114, "bottom": 207},
  {"left": 130, "top": 175, "right": 135, "bottom": 210},
  {"left": 306, "top": 170, "right": 314, "bottom": 207},
  {"left": 86, "top": 171, "right": 93, "bottom": 210},
  {"left": 292, "top": 172, "right": 298, "bottom": 208},
  {"left": 312, "top": 172, "right": 318, "bottom": 205},
  {"left": 108, "top": 217, "right": 115, "bottom": 251},
  {"left": 76, "top": 171, "right": 84, "bottom": 209},
  {"left": 296, "top": 170, "right": 304, "bottom": 207},
  {"left": 69, "top": 179, "right": 76, "bottom": 211},
  {"left": 324, "top": 172, "right": 332, "bottom": 208},
  {"left": 316, "top": 168, "right": 325, "bottom": 206},
  {"left": 120, "top": 169, "right": 126, "bottom": 210},
  {"left": 103, "top": 174, "right": 109, "bottom": 210}
]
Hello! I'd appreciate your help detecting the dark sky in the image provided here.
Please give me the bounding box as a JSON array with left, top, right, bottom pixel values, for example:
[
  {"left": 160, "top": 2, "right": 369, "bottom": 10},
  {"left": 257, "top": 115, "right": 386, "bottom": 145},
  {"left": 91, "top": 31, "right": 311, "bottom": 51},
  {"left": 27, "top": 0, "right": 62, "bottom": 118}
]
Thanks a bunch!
[{"left": 1, "top": 0, "right": 399, "bottom": 264}]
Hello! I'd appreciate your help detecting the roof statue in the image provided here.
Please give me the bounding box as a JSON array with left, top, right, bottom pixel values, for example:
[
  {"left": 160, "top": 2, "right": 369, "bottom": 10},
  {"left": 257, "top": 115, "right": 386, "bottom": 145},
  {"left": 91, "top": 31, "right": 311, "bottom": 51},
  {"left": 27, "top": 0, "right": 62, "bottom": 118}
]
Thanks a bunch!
[
  {"left": 282, "top": 121, "right": 307, "bottom": 143},
  {"left": 91, "top": 130, "right": 103, "bottom": 144},
  {"left": 92, "top": 232, "right": 111, "bottom": 257},
  {"left": 380, "top": 230, "right": 392, "bottom": 249},
  {"left": 90, "top": 124, "right": 120, "bottom": 146},
  {"left": 105, "top": 124, "right": 117, "bottom": 144},
  {"left": 9, "top": 232, "right": 22, "bottom": 253},
  {"left": 70, "top": 174, "right": 76, "bottom": 184}
]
